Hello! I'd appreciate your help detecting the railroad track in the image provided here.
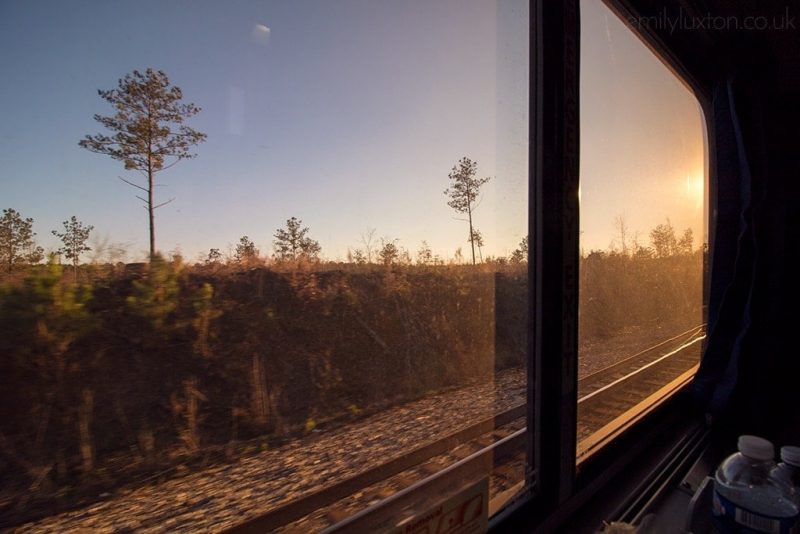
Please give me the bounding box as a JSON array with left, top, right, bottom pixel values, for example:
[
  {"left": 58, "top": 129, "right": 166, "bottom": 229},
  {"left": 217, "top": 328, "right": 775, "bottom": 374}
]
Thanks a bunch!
[
  {"left": 225, "top": 406, "right": 525, "bottom": 533},
  {"left": 224, "top": 325, "right": 705, "bottom": 533},
  {"left": 578, "top": 325, "right": 705, "bottom": 398},
  {"left": 576, "top": 324, "right": 705, "bottom": 458}
]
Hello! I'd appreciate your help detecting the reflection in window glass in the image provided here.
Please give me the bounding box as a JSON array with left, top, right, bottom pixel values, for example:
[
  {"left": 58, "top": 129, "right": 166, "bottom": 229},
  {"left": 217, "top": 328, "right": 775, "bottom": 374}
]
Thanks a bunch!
[
  {"left": 577, "top": 0, "right": 707, "bottom": 459},
  {"left": 0, "top": 1, "right": 528, "bottom": 531}
]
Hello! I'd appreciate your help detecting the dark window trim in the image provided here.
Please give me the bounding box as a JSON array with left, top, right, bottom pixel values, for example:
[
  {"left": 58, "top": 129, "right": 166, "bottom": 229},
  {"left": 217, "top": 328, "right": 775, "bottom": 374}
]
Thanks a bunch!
[
  {"left": 531, "top": 0, "right": 581, "bottom": 512},
  {"left": 491, "top": 2, "right": 582, "bottom": 527},
  {"left": 494, "top": 0, "right": 716, "bottom": 530}
]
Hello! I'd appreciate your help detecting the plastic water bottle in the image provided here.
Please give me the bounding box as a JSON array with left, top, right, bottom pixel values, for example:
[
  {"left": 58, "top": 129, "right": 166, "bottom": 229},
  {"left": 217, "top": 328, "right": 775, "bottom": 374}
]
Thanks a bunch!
[
  {"left": 770, "top": 446, "right": 800, "bottom": 525},
  {"left": 712, "top": 435, "right": 798, "bottom": 533}
]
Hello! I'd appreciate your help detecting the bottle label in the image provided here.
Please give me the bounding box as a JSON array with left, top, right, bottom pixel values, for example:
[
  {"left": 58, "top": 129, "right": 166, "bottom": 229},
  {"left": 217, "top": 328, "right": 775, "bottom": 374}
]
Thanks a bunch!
[{"left": 712, "top": 489, "right": 800, "bottom": 533}]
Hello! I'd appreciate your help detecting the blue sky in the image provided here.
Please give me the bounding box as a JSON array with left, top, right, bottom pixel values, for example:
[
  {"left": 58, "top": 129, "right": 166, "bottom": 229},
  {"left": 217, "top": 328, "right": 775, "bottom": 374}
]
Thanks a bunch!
[{"left": 0, "top": 0, "right": 703, "bottom": 263}]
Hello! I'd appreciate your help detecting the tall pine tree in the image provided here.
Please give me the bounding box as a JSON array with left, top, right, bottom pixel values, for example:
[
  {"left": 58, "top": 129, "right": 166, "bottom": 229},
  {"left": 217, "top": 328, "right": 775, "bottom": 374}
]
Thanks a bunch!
[{"left": 80, "top": 69, "right": 206, "bottom": 260}]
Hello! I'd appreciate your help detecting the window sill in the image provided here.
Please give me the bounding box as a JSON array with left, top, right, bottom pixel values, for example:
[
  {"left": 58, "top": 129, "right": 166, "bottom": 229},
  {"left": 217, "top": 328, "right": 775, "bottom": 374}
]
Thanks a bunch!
[{"left": 491, "top": 389, "right": 707, "bottom": 533}]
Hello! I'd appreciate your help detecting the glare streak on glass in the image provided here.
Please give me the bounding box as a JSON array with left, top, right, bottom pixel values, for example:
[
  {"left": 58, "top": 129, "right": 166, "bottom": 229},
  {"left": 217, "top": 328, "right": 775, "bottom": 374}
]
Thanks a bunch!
[
  {"left": 577, "top": 0, "right": 707, "bottom": 458},
  {"left": 0, "top": 1, "right": 528, "bottom": 531}
]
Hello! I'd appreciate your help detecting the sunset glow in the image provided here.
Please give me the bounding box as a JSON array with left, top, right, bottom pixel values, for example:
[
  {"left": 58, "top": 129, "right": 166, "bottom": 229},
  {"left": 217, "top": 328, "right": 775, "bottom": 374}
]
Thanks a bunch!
[
  {"left": 580, "top": 0, "right": 706, "bottom": 253},
  {"left": 686, "top": 173, "right": 705, "bottom": 208}
]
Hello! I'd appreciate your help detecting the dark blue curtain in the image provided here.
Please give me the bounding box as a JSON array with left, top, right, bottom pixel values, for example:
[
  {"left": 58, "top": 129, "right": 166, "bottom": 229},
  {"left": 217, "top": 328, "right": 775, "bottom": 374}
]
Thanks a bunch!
[{"left": 693, "top": 66, "right": 798, "bottom": 445}]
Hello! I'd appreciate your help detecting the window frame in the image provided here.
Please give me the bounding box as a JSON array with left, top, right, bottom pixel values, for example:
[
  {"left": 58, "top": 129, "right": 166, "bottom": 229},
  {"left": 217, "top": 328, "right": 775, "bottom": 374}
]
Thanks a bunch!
[
  {"left": 491, "top": 0, "right": 715, "bottom": 529},
  {"left": 530, "top": 0, "right": 580, "bottom": 511}
]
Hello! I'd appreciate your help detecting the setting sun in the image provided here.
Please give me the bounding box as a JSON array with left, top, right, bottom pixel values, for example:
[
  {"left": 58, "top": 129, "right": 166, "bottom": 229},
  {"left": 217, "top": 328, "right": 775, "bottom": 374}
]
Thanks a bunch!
[{"left": 686, "top": 173, "right": 705, "bottom": 207}]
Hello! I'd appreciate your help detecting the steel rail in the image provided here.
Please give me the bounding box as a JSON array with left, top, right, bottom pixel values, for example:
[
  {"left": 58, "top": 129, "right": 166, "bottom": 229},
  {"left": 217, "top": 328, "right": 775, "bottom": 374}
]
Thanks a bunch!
[
  {"left": 223, "top": 404, "right": 525, "bottom": 533},
  {"left": 321, "top": 429, "right": 527, "bottom": 534},
  {"left": 579, "top": 324, "right": 705, "bottom": 389},
  {"left": 578, "top": 335, "right": 705, "bottom": 404},
  {"left": 223, "top": 326, "right": 705, "bottom": 533}
]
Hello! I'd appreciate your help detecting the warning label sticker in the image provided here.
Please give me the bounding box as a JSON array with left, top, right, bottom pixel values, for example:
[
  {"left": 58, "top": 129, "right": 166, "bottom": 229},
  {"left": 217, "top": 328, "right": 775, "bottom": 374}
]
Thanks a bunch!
[{"left": 391, "top": 477, "right": 489, "bottom": 534}]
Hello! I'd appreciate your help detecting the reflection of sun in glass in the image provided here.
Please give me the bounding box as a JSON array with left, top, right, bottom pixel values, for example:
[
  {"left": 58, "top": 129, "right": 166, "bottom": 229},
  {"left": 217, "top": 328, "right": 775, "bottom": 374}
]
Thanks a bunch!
[{"left": 686, "top": 173, "right": 704, "bottom": 208}]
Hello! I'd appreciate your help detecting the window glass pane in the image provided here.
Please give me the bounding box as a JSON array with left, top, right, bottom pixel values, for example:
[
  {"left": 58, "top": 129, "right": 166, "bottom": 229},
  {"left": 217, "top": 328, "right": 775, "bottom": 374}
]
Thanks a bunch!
[
  {"left": 0, "top": 1, "right": 528, "bottom": 530},
  {"left": 577, "top": 0, "right": 707, "bottom": 460}
]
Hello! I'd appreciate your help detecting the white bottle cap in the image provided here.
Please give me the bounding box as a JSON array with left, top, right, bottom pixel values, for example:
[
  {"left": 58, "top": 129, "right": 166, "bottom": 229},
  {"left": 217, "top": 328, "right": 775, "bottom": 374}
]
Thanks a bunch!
[
  {"left": 781, "top": 446, "right": 800, "bottom": 467},
  {"left": 738, "top": 435, "right": 774, "bottom": 460}
]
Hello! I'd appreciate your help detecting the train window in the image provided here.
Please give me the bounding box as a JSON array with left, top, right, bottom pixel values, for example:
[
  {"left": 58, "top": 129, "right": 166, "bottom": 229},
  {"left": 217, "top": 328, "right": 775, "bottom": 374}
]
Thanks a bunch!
[
  {"left": 577, "top": 0, "right": 708, "bottom": 462},
  {"left": 0, "top": 0, "right": 529, "bottom": 531}
]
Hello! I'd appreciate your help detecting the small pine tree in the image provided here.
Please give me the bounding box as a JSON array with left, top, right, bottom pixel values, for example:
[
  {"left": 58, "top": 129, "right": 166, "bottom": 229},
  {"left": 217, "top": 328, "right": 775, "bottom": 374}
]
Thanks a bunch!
[
  {"left": 52, "top": 216, "right": 94, "bottom": 279},
  {"left": 273, "top": 217, "right": 321, "bottom": 262},
  {"left": 469, "top": 228, "right": 484, "bottom": 262},
  {"left": 509, "top": 235, "right": 528, "bottom": 264},
  {"left": 417, "top": 241, "right": 433, "bottom": 265},
  {"left": 0, "top": 208, "right": 44, "bottom": 271},
  {"left": 650, "top": 220, "right": 678, "bottom": 258},
  {"left": 378, "top": 239, "right": 399, "bottom": 266},
  {"left": 235, "top": 236, "right": 258, "bottom": 264},
  {"left": 126, "top": 254, "right": 179, "bottom": 332},
  {"left": 677, "top": 228, "right": 694, "bottom": 255},
  {"left": 205, "top": 248, "right": 222, "bottom": 264},
  {"left": 348, "top": 248, "right": 367, "bottom": 265}
]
